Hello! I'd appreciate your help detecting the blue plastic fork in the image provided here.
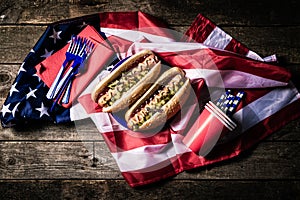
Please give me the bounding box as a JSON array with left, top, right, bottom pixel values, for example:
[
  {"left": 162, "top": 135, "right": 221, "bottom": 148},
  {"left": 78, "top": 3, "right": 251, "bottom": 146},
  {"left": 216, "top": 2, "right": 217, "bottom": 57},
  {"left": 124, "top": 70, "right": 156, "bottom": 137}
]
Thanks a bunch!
[
  {"left": 46, "top": 35, "right": 78, "bottom": 100},
  {"left": 49, "top": 37, "right": 95, "bottom": 111}
]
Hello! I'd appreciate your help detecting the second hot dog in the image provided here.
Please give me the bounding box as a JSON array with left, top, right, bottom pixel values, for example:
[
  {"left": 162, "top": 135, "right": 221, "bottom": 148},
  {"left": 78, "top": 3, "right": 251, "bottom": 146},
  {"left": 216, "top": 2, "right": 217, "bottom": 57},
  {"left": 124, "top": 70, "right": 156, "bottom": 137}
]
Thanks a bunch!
[{"left": 125, "top": 67, "right": 192, "bottom": 131}]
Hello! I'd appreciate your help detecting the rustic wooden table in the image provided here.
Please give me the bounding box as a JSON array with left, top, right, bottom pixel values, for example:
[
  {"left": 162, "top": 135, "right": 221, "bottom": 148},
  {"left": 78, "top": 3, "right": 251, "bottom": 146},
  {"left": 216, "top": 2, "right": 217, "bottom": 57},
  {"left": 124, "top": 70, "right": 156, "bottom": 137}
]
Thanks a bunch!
[{"left": 0, "top": 0, "right": 299, "bottom": 199}]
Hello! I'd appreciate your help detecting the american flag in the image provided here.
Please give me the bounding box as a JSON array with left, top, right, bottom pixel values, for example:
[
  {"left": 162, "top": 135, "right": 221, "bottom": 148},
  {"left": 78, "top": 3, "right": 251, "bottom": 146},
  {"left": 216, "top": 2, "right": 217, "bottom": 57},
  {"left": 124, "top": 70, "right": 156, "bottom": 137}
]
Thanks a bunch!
[{"left": 1, "top": 12, "right": 300, "bottom": 187}]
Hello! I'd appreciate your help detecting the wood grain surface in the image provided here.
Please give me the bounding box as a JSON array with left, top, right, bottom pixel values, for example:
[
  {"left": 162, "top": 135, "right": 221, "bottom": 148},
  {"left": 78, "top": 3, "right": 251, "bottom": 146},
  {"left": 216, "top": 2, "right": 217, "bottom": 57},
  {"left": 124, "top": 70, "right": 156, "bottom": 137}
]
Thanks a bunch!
[{"left": 0, "top": 0, "right": 299, "bottom": 199}]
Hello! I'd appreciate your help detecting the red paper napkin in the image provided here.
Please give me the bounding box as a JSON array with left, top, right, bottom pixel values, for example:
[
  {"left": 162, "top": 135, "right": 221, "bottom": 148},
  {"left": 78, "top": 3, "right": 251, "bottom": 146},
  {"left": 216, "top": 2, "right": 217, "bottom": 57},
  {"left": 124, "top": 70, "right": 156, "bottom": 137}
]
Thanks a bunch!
[{"left": 35, "top": 25, "right": 116, "bottom": 108}]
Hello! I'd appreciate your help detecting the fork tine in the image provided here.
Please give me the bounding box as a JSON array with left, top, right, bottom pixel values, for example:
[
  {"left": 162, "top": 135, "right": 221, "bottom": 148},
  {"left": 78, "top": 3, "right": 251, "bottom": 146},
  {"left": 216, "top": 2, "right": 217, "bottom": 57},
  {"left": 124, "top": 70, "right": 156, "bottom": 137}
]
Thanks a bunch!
[
  {"left": 71, "top": 36, "right": 77, "bottom": 54},
  {"left": 78, "top": 38, "right": 87, "bottom": 56},
  {"left": 89, "top": 40, "right": 95, "bottom": 52},
  {"left": 85, "top": 40, "right": 95, "bottom": 56},
  {"left": 85, "top": 39, "right": 90, "bottom": 54},
  {"left": 66, "top": 37, "right": 73, "bottom": 53},
  {"left": 74, "top": 37, "right": 80, "bottom": 55},
  {"left": 69, "top": 36, "right": 76, "bottom": 53}
]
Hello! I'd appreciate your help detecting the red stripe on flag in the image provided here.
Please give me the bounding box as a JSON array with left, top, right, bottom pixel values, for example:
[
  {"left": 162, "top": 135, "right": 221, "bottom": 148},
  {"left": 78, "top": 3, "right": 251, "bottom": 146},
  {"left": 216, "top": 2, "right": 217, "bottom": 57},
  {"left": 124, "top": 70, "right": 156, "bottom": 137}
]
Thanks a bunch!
[
  {"left": 157, "top": 49, "right": 291, "bottom": 83},
  {"left": 99, "top": 12, "right": 138, "bottom": 30},
  {"left": 101, "top": 128, "right": 172, "bottom": 153},
  {"left": 224, "top": 38, "right": 249, "bottom": 55},
  {"left": 184, "top": 14, "right": 216, "bottom": 43},
  {"left": 106, "top": 35, "right": 135, "bottom": 54},
  {"left": 184, "top": 14, "right": 250, "bottom": 57},
  {"left": 121, "top": 159, "right": 177, "bottom": 187},
  {"left": 99, "top": 11, "right": 174, "bottom": 39},
  {"left": 121, "top": 151, "right": 202, "bottom": 187},
  {"left": 77, "top": 93, "right": 102, "bottom": 114}
]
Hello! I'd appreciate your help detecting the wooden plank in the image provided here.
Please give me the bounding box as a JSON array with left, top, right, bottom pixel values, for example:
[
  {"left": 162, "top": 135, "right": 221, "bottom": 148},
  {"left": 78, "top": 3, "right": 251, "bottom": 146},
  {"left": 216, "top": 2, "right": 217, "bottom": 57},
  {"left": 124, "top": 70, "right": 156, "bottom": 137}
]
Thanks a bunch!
[
  {"left": 222, "top": 26, "right": 300, "bottom": 63},
  {"left": 0, "top": 141, "right": 121, "bottom": 180},
  {"left": 179, "top": 141, "right": 300, "bottom": 180},
  {"left": 0, "top": 180, "right": 299, "bottom": 200},
  {"left": 0, "top": 119, "right": 103, "bottom": 141},
  {"left": 0, "top": 121, "right": 81, "bottom": 141},
  {"left": 0, "top": 65, "right": 19, "bottom": 99},
  {"left": 288, "top": 64, "right": 300, "bottom": 91},
  {"left": 1, "top": 0, "right": 300, "bottom": 26},
  {"left": 0, "top": 141, "right": 299, "bottom": 180},
  {"left": 0, "top": 26, "right": 45, "bottom": 64},
  {"left": 1, "top": 25, "right": 300, "bottom": 64},
  {"left": 268, "top": 118, "right": 300, "bottom": 141}
]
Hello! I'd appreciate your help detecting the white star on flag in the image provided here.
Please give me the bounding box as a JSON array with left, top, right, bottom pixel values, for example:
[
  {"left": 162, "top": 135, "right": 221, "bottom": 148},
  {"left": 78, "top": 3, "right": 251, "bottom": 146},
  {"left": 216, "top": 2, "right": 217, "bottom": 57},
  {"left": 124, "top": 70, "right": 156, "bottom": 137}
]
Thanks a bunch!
[
  {"left": 18, "top": 62, "right": 26, "bottom": 74},
  {"left": 1, "top": 103, "right": 11, "bottom": 117},
  {"left": 9, "top": 82, "right": 19, "bottom": 96},
  {"left": 35, "top": 103, "right": 49, "bottom": 117},
  {"left": 11, "top": 102, "right": 20, "bottom": 118},
  {"left": 49, "top": 28, "right": 62, "bottom": 44},
  {"left": 41, "top": 49, "right": 54, "bottom": 58},
  {"left": 26, "top": 87, "right": 37, "bottom": 99}
]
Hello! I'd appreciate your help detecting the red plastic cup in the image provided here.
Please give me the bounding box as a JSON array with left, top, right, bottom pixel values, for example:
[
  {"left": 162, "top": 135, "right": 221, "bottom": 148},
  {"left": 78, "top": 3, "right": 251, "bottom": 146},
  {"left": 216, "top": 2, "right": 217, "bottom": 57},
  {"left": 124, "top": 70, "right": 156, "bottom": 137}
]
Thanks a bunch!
[{"left": 182, "top": 101, "right": 237, "bottom": 156}]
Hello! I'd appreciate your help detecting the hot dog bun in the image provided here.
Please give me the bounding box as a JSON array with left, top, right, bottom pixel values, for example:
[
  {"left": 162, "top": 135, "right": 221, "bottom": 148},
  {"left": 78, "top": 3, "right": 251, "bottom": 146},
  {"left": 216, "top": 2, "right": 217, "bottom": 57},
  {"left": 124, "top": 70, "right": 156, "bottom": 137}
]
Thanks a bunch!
[
  {"left": 125, "top": 67, "right": 192, "bottom": 131},
  {"left": 91, "top": 50, "right": 161, "bottom": 112}
]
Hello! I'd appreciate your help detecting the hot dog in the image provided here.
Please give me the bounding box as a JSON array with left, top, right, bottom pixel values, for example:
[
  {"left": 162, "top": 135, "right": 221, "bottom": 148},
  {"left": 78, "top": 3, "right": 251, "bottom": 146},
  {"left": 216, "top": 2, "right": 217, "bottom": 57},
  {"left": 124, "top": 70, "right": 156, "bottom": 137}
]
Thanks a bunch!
[
  {"left": 125, "top": 67, "right": 192, "bottom": 131},
  {"left": 91, "top": 50, "right": 161, "bottom": 112}
]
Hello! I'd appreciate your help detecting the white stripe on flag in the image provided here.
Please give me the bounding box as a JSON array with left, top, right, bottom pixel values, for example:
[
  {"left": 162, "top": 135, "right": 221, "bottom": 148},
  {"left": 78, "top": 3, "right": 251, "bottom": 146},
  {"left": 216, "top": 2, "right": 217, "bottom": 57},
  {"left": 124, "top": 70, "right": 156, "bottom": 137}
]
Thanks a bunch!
[
  {"left": 233, "top": 84, "right": 300, "bottom": 132},
  {"left": 100, "top": 27, "right": 176, "bottom": 43},
  {"left": 70, "top": 103, "right": 89, "bottom": 121},
  {"left": 130, "top": 42, "right": 275, "bottom": 65},
  {"left": 112, "top": 134, "right": 191, "bottom": 172},
  {"left": 90, "top": 112, "right": 128, "bottom": 133},
  {"left": 170, "top": 98, "right": 199, "bottom": 131},
  {"left": 131, "top": 40, "right": 277, "bottom": 66},
  {"left": 184, "top": 69, "right": 289, "bottom": 88},
  {"left": 203, "top": 27, "right": 232, "bottom": 50},
  {"left": 246, "top": 50, "right": 264, "bottom": 61},
  {"left": 130, "top": 41, "right": 208, "bottom": 53},
  {"left": 263, "top": 54, "right": 277, "bottom": 62},
  {"left": 70, "top": 70, "right": 111, "bottom": 121}
]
